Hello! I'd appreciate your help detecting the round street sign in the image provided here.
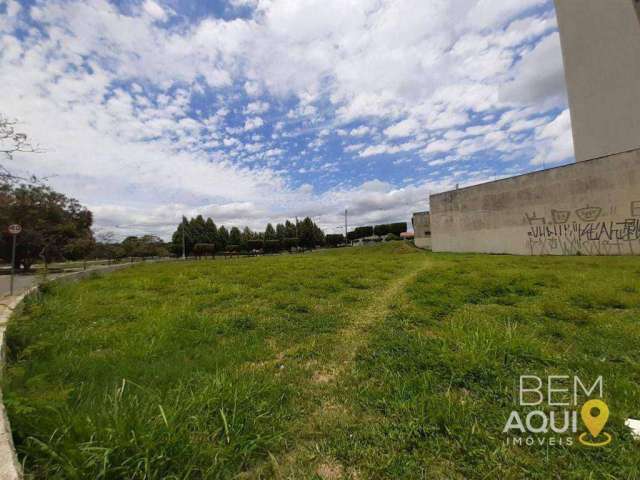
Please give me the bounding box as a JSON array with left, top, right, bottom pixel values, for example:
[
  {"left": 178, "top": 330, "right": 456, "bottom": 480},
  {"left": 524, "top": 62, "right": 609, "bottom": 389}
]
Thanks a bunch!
[{"left": 8, "top": 224, "right": 22, "bottom": 235}]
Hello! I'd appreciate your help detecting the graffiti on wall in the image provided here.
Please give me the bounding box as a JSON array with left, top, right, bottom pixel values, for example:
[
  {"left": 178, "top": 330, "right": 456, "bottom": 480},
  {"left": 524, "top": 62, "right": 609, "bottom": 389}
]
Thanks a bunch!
[{"left": 525, "top": 203, "right": 640, "bottom": 255}]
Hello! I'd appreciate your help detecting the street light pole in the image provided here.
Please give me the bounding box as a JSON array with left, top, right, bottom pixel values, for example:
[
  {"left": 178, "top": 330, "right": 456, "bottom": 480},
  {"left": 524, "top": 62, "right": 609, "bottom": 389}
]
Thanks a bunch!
[
  {"left": 10, "top": 234, "right": 17, "bottom": 296},
  {"left": 182, "top": 218, "right": 186, "bottom": 260},
  {"left": 344, "top": 209, "right": 348, "bottom": 245},
  {"left": 7, "top": 224, "right": 22, "bottom": 296}
]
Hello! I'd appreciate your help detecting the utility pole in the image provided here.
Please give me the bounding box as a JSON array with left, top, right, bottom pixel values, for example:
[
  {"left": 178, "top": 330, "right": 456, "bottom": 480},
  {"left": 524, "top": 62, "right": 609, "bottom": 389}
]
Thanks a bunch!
[
  {"left": 344, "top": 209, "right": 348, "bottom": 245},
  {"left": 8, "top": 224, "right": 21, "bottom": 296},
  {"left": 181, "top": 217, "right": 186, "bottom": 260}
]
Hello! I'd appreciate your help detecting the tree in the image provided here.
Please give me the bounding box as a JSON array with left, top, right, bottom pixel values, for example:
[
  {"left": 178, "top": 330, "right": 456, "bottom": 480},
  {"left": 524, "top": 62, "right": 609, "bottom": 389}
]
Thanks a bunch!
[
  {"left": 351, "top": 226, "right": 373, "bottom": 239},
  {"left": 229, "top": 226, "right": 242, "bottom": 245},
  {"left": 326, "top": 234, "right": 344, "bottom": 247},
  {"left": 374, "top": 224, "right": 389, "bottom": 236},
  {"left": 285, "top": 220, "right": 297, "bottom": 238},
  {"left": 217, "top": 225, "right": 229, "bottom": 250},
  {"left": 204, "top": 218, "right": 218, "bottom": 244},
  {"left": 93, "top": 232, "right": 124, "bottom": 262},
  {"left": 0, "top": 114, "right": 39, "bottom": 184},
  {"left": 264, "top": 223, "right": 276, "bottom": 240},
  {"left": 241, "top": 226, "right": 255, "bottom": 248},
  {"left": 63, "top": 236, "right": 96, "bottom": 262},
  {"left": 298, "top": 217, "right": 316, "bottom": 249},
  {"left": 190, "top": 215, "right": 207, "bottom": 244},
  {"left": 0, "top": 183, "right": 93, "bottom": 270},
  {"left": 171, "top": 217, "right": 194, "bottom": 257},
  {"left": 193, "top": 243, "right": 216, "bottom": 258},
  {"left": 121, "top": 235, "right": 168, "bottom": 258},
  {"left": 388, "top": 222, "right": 408, "bottom": 236}
]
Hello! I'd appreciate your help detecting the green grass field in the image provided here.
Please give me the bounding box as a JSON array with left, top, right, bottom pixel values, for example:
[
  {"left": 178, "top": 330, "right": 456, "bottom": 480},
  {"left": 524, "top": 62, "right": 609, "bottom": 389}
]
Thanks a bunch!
[{"left": 4, "top": 243, "right": 640, "bottom": 479}]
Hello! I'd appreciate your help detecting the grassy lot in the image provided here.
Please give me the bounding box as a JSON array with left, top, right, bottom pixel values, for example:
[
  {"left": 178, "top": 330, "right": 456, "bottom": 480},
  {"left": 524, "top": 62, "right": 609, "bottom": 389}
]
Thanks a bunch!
[{"left": 3, "top": 244, "right": 640, "bottom": 479}]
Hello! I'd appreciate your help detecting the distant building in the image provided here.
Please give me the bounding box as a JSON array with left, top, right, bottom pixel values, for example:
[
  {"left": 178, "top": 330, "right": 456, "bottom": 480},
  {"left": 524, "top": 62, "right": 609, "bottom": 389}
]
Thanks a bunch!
[
  {"left": 412, "top": 212, "right": 431, "bottom": 249},
  {"left": 429, "top": 0, "right": 640, "bottom": 256}
]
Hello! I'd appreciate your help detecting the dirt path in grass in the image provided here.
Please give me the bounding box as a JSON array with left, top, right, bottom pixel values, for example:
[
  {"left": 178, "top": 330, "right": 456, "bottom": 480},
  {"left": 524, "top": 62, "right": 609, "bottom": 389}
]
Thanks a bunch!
[
  {"left": 333, "top": 257, "right": 431, "bottom": 374},
  {"left": 272, "top": 257, "right": 433, "bottom": 479}
]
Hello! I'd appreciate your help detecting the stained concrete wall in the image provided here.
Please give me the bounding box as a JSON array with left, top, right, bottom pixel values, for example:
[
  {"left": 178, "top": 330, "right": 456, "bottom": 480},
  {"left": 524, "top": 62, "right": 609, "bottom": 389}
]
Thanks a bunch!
[
  {"left": 554, "top": 0, "right": 640, "bottom": 162},
  {"left": 412, "top": 212, "right": 432, "bottom": 250},
  {"left": 430, "top": 150, "right": 640, "bottom": 255}
]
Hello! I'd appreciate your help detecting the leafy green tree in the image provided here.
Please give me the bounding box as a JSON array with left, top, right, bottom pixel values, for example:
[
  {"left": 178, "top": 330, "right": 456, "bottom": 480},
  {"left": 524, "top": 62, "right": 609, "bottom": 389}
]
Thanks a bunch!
[
  {"left": 285, "top": 220, "right": 297, "bottom": 238},
  {"left": 264, "top": 223, "right": 276, "bottom": 240},
  {"left": 121, "top": 235, "right": 168, "bottom": 258},
  {"left": 204, "top": 218, "right": 218, "bottom": 244},
  {"left": 275, "top": 223, "right": 286, "bottom": 240},
  {"left": 63, "top": 236, "right": 96, "bottom": 261},
  {"left": 217, "top": 225, "right": 229, "bottom": 249},
  {"left": 325, "top": 234, "right": 344, "bottom": 247},
  {"left": 171, "top": 217, "right": 194, "bottom": 256},
  {"left": 190, "top": 215, "right": 207, "bottom": 244},
  {"left": 229, "top": 226, "right": 242, "bottom": 245},
  {"left": 0, "top": 183, "right": 94, "bottom": 270},
  {"left": 193, "top": 243, "right": 216, "bottom": 258},
  {"left": 241, "top": 226, "right": 254, "bottom": 241},
  {"left": 298, "top": 217, "right": 316, "bottom": 249}
]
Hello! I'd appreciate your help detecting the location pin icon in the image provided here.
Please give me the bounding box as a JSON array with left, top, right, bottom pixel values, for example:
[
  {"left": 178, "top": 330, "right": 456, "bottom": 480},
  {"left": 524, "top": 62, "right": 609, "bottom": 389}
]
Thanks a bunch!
[{"left": 581, "top": 399, "right": 609, "bottom": 438}]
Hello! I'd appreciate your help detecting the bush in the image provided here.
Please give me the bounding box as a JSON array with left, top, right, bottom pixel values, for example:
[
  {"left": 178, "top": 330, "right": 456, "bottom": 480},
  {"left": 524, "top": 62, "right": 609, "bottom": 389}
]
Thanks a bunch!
[
  {"left": 374, "top": 224, "right": 389, "bottom": 236},
  {"left": 385, "top": 233, "right": 401, "bottom": 241},
  {"left": 388, "top": 222, "right": 407, "bottom": 236},
  {"left": 351, "top": 226, "right": 373, "bottom": 240},
  {"left": 263, "top": 240, "right": 282, "bottom": 253},
  {"left": 326, "top": 234, "right": 345, "bottom": 247},
  {"left": 283, "top": 238, "right": 299, "bottom": 251},
  {"left": 193, "top": 243, "right": 216, "bottom": 257},
  {"left": 247, "top": 240, "right": 263, "bottom": 252}
]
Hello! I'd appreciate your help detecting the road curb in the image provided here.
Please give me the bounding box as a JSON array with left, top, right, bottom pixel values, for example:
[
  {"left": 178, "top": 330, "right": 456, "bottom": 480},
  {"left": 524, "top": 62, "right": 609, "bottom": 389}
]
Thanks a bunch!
[{"left": 0, "top": 259, "right": 175, "bottom": 479}]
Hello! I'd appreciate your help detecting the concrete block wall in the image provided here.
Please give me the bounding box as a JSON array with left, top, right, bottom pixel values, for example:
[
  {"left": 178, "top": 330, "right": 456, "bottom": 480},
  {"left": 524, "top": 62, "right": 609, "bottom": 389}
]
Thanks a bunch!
[
  {"left": 430, "top": 150, "right": 640, "bottom": 255},
  {"left": 554, "top": 0, "right": 640, "bottom": 162},
  {"left": 412, "top": 212, "right": 432, "bottom": 250}
]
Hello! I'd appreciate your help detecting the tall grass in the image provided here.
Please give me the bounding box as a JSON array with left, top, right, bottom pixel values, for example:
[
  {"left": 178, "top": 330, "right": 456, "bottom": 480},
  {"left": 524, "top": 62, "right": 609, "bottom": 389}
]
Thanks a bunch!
[{"left": 4, "top": 244, "right": 422, "bottom": 478}]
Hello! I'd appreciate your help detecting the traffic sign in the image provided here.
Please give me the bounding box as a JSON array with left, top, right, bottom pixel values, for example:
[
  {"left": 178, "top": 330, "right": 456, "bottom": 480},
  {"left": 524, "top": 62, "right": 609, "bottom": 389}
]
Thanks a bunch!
[{"left": 8, "top": 224, "right": 21, "bottom": 235}]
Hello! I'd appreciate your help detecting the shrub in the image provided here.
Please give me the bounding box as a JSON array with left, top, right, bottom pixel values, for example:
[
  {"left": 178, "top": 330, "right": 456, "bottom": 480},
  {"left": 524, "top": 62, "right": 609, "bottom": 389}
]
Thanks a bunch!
[
  {"left": 326, "top": 234, "right": 345, "bottom": 247},
  {"left": 247, "top": 240, "right": 263, "bottom": 252},
  {"left": 283, "top": 238, "right": 299, "bottom": 251},
  {"left": 263, "top": 240, "right": 282, "bottom": 253},
  {"left": 388, "top": 222, "right": 408, "bottom": 236},
  {"left": 192, "top": 243, "right": 216, "bottom": 257},
  {"left": 374, "top": 224, "right": 389, "bottom": 236}
]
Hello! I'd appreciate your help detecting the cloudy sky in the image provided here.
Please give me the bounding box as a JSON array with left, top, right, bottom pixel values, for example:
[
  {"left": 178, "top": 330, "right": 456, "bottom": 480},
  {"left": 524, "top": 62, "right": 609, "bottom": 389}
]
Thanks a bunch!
[{"left": 0, "top": 0, "right": 574, "bottom": 239}]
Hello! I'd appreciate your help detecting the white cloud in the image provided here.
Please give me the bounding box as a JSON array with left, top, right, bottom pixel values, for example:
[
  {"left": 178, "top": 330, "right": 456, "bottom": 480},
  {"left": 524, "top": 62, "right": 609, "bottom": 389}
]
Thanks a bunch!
[
  {"left": 499, "top": 32, "right": 567, "bottom": 107},
  {"left": 350, "top": 125, "right": 371, "bottom": 137},
  {"left": 244, "top": 101, "right": 270, "bottom": 115},
  {"left": 142, "top": 0, "right": 168, "bottom": 22},
  {"left": 384, "top": 118, "right": 420, "bottom": 138},
  {"left": 244, "top": 117, "right": 264, "bottom": 131},
  {"left": 532, "top": 109, "right": 574, "bottom": 166},
  {"left": 0, "top": 0, "right": 573, "bottom": 238}
]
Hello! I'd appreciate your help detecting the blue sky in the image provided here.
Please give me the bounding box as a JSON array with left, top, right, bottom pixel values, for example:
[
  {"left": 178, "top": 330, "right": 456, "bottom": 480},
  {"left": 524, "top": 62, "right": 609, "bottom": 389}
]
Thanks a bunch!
[{"left": 0, "top": 0, "right": 574, "bottom": 238}]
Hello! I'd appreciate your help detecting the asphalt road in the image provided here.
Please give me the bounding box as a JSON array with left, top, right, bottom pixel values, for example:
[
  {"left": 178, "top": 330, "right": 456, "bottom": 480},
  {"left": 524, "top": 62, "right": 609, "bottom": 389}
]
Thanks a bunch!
[{"left": 0, "top": 272, "right": 65, "bottom": 298}]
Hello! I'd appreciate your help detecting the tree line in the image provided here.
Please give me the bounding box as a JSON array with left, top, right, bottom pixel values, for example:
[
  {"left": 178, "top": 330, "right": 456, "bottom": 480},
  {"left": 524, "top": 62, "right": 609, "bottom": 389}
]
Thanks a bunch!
[
  {"left": 170, "top": 215, "right": 326, "bottom": 256},
  {"left": 346, "top": 222, "right": 407, "bottom": 241}
]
